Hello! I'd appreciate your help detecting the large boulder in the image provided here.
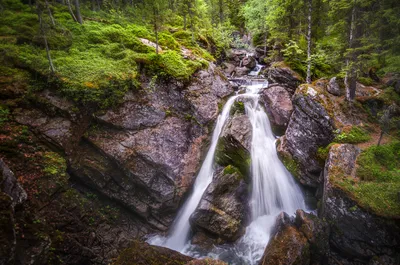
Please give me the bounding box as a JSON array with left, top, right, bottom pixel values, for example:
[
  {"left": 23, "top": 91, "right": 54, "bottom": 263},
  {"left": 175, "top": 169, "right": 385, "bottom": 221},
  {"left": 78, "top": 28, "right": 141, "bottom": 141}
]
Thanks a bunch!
[
  {"left": 278, "top": 91, "right": 335, "bottom": 188},
  {"left": 226, "top": 49, "right": 247, "bottom": 66},
  {"left": 215, "top": 111, "right": 252, "bottom": 177},
  {"left": 259, "top": 213, "right": 310, "bottom": 265},
  {"left": 326, "top": 77, "right": 342, "bottom": 96},
  {"left": 234, "top": 66, "right": 251, "bottom": 77},
  {"left": 241, "top": 56, "right": 257, "bottom": 69},
  {"left": 322, "top": 144, "right": 400, "bottom": 264},
  {"left": 261, "top": 85, "right": 293, "bottom": 135},
  {"left": 190, "top": 166, "right": 248, "bottom": 243},
  {"left": 264, "top": 65, "right": 302, "bottom": 95}
]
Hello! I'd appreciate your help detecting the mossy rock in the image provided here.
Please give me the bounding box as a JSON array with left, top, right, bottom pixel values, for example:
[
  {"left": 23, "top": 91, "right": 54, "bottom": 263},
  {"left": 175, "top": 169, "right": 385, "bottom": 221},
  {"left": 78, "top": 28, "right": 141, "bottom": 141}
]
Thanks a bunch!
[
  {"left": 114, "top": 240, "right": 192, "bottom": 265},
  {"left": 215, "top": 136, "right": 250, "bottom": 180}
]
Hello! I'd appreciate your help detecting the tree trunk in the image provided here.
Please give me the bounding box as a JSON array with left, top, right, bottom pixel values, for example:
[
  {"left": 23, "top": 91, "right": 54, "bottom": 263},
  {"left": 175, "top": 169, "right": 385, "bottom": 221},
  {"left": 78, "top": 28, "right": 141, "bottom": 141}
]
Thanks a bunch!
[
  {"left": 66, "top": 0, "right": 78, "bottom": 22},
  {"left": 74, "top": 0, "right": 83, "bottom": 24},
  {"left": 37, "top": 3, "right": 55, "bottom": 74},
  {"left": 345, "top": 5, "right": 356, "bottom": 101},
  {"left": 306, "top": 0, "right": 312, "bottom": 84},
  {"left": 218, "top": 0, "right": 223, "bottom": 24},
  {"left": 377, "top": 131, "right": 384, "bottom": 146},
  {"left": 183, "top": 14, "right": 186, "bottom": 30},
  {"left": 153, "top": 7, "right": 159, "bottom": 54},
  {"left": 45, "top": 0, "right": 56, "bottom": 26}
]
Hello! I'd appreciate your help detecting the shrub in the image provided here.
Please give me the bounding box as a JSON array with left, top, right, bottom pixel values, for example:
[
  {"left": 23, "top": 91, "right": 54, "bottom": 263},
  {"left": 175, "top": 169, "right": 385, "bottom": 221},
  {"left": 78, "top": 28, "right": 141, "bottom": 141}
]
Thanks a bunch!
[{"left": 334, "top": 126, "right": 371, "bottom": 144}]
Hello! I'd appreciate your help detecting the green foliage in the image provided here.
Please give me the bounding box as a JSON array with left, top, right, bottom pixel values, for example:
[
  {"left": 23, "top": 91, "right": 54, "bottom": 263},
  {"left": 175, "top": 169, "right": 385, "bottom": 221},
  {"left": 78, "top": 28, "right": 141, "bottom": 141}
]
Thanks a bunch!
[
  {"left": 378, "top": 87, "right": 400, "bottom": 105},
  {"left": 357, "top": 141, "right": 400, "bottom": 182},
  {"left": 0, "top": 106, "right": 10, "bottom": 127},
  {"left": 334, "top": 126, "right": 371, "bottom": 144}
]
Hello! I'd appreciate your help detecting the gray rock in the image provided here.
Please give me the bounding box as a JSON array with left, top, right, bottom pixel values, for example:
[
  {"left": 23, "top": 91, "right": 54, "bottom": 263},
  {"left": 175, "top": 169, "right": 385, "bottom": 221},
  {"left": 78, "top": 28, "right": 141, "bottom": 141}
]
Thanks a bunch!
[
  {"left": 234, "top": 66, "right": 251, "bottom": 77},
  {"left": 241, "top": 56, "right": 257, "bottom": 69},
  {"left": 265, "top": 66, "right": 302, "bottom": 95},
  {"left": 190, "top": 166, "right": 248, "bottom": 243},
  {"left": 279, "top": 94, "right": 335, "bottom": 187},
  {"left": 322, "top": 144, "right": 400, "bottom": 263},
  {"left": 215, "top": 112, "right": 252, "bottom": 178},
  {"left": 222, "top": 62, "right": 236, "bottom": 76},
  {"left": 261, "top": 85, "right": 293, "bottom": 134},
  {"left": 327, "top": 77, "right": 341, "bottom": 96},
  {"left": 259, "top": 212, "right": 310, "bottom": 265},
  {"left": 0, "top": 159, "right": 27, "bottom": 207}
]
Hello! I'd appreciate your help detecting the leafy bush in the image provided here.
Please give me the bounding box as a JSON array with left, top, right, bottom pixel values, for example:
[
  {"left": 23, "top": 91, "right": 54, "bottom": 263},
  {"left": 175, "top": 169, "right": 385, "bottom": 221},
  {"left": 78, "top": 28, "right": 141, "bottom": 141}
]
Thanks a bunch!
[{"left": 0, "top": 106, "right": 10, "bottom": 127}]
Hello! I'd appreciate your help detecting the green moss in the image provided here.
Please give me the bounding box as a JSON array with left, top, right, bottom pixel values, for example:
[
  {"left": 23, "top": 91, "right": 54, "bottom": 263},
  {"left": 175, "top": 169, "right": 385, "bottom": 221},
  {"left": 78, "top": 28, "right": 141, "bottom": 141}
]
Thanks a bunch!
[
  {"left": 230, "top": 101, "right": 245, "bottom": 115},
  {"left": 378, "top": 87, "right": 400, "bottom": 105},
  {"left": 280, "top": 153, "right": 301, "bottom": 178},
  {"left": 0, "top": 106, "right": 10, "bottom": 127},
  {"left": 356, "top": 141, "right": 400, "bottom": 182},
  {"left": 316, "top": 143, "right": 334, "bottom": 163},
  {"left": 332, "top": 141, "right": 400, "bottom": 218},
  {"left": 358, "top": 77, "right": 375, "bottom": 86},
  {"left": 215, "top": 138, "right": 250, "bottom": 180},
  {"left": 334, "top": 126, "right": 371, "bottom": 144}
]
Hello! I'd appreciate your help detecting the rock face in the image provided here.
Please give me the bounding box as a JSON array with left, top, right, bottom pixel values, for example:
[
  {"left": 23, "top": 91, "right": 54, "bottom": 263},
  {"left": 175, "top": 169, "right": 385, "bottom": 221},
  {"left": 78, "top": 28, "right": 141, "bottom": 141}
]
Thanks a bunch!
[
  {"left": 11, "top": 63, "right": 233, "bottom": 232},
  {"left": 242, "top": 56, "right": 257, "bottom": 69},
  {"left": 322, "top": 144, "right": 400, "bottom": 264},
  {"left": 261, "top": 85, "right": 293, "bottom": 134},
  {"left": 326, "top": 77, "right": 342, "bottom": 96},
  {"left": 0, "top": 159, "right": 27, "bottom": 207},
  {"left": 279, "top": 93, "right": 335, "bottom": 188}
]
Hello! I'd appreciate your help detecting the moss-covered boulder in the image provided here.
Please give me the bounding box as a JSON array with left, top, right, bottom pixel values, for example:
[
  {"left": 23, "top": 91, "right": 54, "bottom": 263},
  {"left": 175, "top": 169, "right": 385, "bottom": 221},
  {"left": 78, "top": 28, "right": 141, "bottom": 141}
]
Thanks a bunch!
[
  {"left": 321, "top": 144, "right": 400, "bottom": 264},
  {"left": 215, "top": 112, "right": 252, "bottom": 178},
  {"left": 190, "top": 166, "right": 249, "bottom": 243},
  {"left": 114, "top": 240, "right": 193, "bottom": 265}
]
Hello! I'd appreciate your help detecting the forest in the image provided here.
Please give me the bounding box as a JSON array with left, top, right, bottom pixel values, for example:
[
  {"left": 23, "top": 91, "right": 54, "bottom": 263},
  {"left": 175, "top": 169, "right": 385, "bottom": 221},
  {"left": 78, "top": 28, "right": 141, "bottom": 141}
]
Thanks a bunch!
[{"left": 0, "top": 0, "right": 399, "bottom": 264}]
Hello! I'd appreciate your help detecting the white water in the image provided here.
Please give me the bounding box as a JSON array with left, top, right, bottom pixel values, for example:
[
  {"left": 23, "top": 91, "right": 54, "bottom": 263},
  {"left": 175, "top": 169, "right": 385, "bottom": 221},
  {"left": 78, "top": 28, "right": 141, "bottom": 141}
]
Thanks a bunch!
[
  {"left": 149, "top": 81, "right": 305, "bottom": 264},
  {"left": 248, "top": 63, "right": 263, "bottom": 76}
]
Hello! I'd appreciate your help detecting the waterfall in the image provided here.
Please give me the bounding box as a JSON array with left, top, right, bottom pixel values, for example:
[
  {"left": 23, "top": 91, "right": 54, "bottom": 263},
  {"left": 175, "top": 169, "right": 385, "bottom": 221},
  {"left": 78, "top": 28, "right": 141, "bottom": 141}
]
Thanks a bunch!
[{"left": 149, "top": 80, "right": 305, "bottom": 264}]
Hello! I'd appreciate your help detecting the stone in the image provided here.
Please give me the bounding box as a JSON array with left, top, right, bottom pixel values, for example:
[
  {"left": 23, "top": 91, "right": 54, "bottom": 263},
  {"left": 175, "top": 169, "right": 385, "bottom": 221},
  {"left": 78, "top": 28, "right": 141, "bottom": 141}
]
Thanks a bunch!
[
  {"left": 259, "top": 212, "right": 310, "bottom": 265},
  {"left": 0, "top": 193, "right": 16, "bottom": 265},
  {"left": 327, "top": 77, "right": 341, "bottom": 96},
  {"left": 261, "top": 85, "right": 293, "bottom": 134},
  {"left": 215, "top": 112, "right": 252, "bottom": 177},
  {"left": 322, "top": 144, "right": 400, "bottom": 263},
  {"left": 190, "top": 166, "right": 248, "bottom": 243},
  {"left": 222, "top": 62, "right": 236, "bottom": 76},
  {"left": 241, "top": 56, "right": 257, "bottom": 69},
  {"left": 265, "top": 65, "right": 302, "bottom": 95},
  {"left": 278, "top": 92, "right": 335, "bottom": 188},
  {"left": 234, "top": 66, "right": 251, "bottom": 77},
  {"left": 0, "top": 159, "right": 27, "bottom": 207}
]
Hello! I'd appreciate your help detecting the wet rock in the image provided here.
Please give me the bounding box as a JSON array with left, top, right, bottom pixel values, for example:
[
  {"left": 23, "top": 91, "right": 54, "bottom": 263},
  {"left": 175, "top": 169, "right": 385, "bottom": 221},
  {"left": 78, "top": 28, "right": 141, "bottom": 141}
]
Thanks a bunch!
[
  {"left": 0, "top": 159, "right": 27, "bottom": 207},
  {"left": 190, "top": 166, "right": 248, "bottom": 242},
  {"left": 185, "top": 64, "right": 233, "bottom": 124},
  {"left": 222, "top": 62, "right": 236, "bottom": 76},
  {"left": 322, "top": 144, "right": 400, "bottom": 263},
  {"left": 261, "top": 85, "right": 293, "bottom": 134},
  {"left": 259, "top": 212, "right": 310, "bottom": 265},
  {"left": 265, "top": 65, "right": 302, "bottom": 94},
  {"left": 241, "top": 56, "right": 257, "bottom": 69},
  {"left": 279, "top": 94, "right": 335, "bottom": 188},
  {"left": 215, "top": 112, "right": 252, "bottom": 177},
  {"left": 327, "top": 77, "right": 342, "bottom": 96},
  {"left": 295, "top": 210, "right": 330, "bottom": 264},
  {"left": 226, "top": 49, "right": 247, "bottom": 66},
  {"left": 234, "top": 66, "right": 251, "bottom": 77}
]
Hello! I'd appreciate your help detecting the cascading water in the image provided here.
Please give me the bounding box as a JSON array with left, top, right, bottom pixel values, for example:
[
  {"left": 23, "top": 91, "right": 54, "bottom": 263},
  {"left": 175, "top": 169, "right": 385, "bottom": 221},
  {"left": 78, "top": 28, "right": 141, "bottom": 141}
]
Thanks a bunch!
[{"left": 149, "top": 79, "right": 305, "bottom": 264}]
